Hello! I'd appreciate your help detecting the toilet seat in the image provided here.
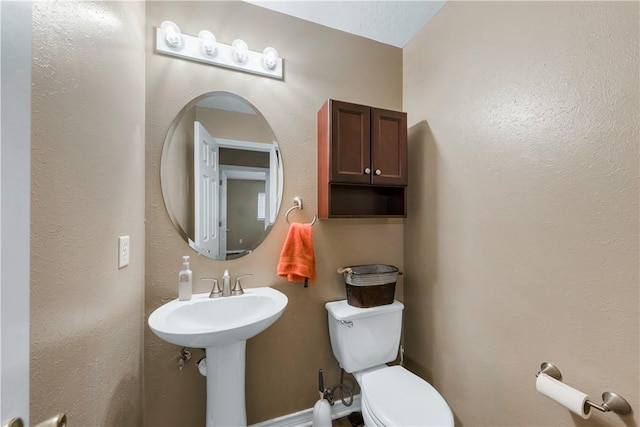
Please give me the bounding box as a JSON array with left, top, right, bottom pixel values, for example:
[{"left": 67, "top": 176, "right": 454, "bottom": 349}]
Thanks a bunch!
[
  {"left": 360, "top": 365, "right": 454, "bottom": 427},
  {"left": 361, "top": 392, "right": 384, "bottom": 427}
]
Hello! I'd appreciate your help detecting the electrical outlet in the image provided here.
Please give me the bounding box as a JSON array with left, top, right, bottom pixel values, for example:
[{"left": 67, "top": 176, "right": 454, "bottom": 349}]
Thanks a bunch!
[{"left": 118, "top": 236, "right": 130, "bottom": 269}]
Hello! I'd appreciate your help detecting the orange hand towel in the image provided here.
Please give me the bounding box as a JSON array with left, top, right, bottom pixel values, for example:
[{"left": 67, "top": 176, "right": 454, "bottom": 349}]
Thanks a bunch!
[{"left": 277, "top": 222, "right": 316, "bottom": 283}]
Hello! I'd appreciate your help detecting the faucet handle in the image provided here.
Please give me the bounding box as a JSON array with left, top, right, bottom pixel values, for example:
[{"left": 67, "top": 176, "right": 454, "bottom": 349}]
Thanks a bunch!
[
  {"left": 201, "top": 278, "right": 223, "bottom": 299},
  {"left": 231, "top": 274, "right": 252, "bottom": 296}
]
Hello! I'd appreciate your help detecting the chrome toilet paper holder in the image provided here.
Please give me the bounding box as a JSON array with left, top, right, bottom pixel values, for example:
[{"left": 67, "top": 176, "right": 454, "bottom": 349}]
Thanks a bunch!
[{"left": 536, "top": 362, "right": 632, "bottom": 415}]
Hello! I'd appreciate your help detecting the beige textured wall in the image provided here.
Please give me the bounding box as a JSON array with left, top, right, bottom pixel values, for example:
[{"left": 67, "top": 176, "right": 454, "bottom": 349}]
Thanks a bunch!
[
  {"left": 403, "top": 2, "right": 639, "bottom": 426},
  {"left": 145, "top": 2, "right": 403, "bottom": 426},
  {"left": 31, "top": 2, "right": 146, "bottom": 425}
]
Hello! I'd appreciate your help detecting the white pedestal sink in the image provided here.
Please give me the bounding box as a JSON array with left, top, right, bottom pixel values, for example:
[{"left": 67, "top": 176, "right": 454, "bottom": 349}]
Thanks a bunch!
[{"left": 148, "top": 287, "right": 288, "bottom": 426}]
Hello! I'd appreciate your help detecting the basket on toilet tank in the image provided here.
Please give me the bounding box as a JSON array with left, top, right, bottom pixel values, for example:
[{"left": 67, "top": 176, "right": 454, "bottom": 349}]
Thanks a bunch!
[{"left": 337, "top": 264, "right": 399, "bottom": 308}]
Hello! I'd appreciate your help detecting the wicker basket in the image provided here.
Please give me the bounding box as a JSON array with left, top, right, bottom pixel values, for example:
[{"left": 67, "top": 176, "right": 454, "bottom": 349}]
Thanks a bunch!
[{"left": 337, "top": 264, "right": 399, "bottom": 308}]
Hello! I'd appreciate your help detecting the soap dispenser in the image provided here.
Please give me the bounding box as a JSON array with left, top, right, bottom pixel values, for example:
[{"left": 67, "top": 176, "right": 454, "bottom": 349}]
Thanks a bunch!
[{"left": 178, "top": 256, "right": 193, "bottom": 301}]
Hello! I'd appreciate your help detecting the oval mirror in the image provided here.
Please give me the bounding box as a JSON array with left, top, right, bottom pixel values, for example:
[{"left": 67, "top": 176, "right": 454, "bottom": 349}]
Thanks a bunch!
[{"left": 161, "top": 92, "right": 283, "bottom": 260}]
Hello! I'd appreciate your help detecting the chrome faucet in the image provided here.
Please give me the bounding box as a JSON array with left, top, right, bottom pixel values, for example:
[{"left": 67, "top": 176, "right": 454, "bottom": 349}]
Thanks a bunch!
[
  {"left": 222, "top": 269, "right": 231, "bottom": 297},
  {"left": 204, "top": 271, "right": 252, "bottom": 298},
  {"left": 231, "top": 274, "right": 252, "bottom": 296},
  {"left": 201, "top": 278, "right": 223, "bottom": 299}
]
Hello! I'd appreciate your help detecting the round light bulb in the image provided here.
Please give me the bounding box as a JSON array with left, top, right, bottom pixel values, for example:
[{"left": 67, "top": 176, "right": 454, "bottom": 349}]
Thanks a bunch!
[
  {"left": 160, "top": 20, "right": 182, "bottom": 48},
  {"left": 231, "top": 39, "right": 249, "bottom": 64},
  {"left": 198, "top": 30, "right": 216, "bottom": 56},
  {"left": 262, "top": 47, "right": 278, "bottom": 70}
]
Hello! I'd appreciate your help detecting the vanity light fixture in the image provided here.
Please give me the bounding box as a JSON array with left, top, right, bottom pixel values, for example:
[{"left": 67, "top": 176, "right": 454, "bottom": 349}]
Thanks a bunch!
[
  {"left": 155, "top": 22, "right": 284, "bottom": 80},
  {"left": 198, "top": 30, "right": 216, "bottom": 56},
  {"left": 160, "top": 20, "right": 182, "bottom": 48}
]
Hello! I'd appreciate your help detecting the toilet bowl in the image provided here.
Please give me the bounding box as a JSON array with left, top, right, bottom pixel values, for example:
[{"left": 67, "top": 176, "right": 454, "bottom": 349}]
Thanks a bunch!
[
  {"left": 326, "top": 300, "right": 453, "bottom": 427},
  {"left": 357, "top": 365, "right": 453, "bottom": 426}
]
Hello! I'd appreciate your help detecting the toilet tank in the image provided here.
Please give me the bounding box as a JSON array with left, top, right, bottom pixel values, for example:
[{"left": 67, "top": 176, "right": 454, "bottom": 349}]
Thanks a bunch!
[{"left": 325, "top": 300, "right": 403, "bottom": 373}]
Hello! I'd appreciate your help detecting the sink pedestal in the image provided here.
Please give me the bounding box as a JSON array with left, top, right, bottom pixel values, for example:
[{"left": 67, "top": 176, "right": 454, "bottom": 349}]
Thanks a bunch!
[
  {"left": 148, "top": 289, "right": 288, "bottom": 427},
  {"left": 205, "top": 341, "right": 247, "bottom": 427}
]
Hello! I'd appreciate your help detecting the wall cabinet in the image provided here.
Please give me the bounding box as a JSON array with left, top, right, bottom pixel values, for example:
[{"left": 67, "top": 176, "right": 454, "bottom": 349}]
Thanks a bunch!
[{"left": 317, "top": 99, "right": 407, "bottom": 218}]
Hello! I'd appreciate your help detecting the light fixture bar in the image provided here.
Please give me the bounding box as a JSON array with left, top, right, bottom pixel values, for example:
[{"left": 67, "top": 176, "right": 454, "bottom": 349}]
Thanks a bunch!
[{"left": 155, "top": 27, "right": 284, "bottom": 80}]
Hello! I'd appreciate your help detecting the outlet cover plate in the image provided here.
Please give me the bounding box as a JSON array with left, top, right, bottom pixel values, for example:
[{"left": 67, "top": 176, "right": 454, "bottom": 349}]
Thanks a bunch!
[{"left": 118, "top": 236, "right": 130, "bottom": 269}]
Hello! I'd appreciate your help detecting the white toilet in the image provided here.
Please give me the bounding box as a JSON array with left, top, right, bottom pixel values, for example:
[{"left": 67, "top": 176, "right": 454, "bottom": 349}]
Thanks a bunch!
[{"left": 326, "top": 300, "right": 454, "bottom": 427}]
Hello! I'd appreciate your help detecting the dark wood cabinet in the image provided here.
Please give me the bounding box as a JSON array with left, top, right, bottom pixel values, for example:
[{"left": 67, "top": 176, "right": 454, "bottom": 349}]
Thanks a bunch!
[{"left": 318, "top": 99, "right": 407, "bottom": 218}]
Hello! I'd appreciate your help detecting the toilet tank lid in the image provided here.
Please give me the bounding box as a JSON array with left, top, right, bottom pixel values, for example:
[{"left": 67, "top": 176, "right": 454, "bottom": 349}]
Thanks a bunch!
[{"left": 325, "top": 300, "right": 404, "bottom": 321}]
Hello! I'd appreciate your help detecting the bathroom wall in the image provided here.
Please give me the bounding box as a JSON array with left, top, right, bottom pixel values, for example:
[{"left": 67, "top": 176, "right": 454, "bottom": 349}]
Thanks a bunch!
[
  {"left": 403, "top": 2, "right": 639, "bottom": 426},
  {"left": 31, "top": 2, "right": 146, "bottom": 425},
  {"left": 144, "top": 2, "right": 403, "bottom": 426}
]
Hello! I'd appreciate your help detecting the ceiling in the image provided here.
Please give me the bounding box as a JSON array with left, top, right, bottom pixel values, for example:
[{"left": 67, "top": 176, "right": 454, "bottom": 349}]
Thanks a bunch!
[{"left": 246, "top": 1, "right": 447, "bottom": 48}]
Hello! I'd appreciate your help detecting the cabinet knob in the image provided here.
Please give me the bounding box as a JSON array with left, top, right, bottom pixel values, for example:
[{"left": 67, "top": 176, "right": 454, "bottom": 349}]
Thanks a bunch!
[
  {"left": 364, "top": 168, "right": 371, "bottom": 175},
  {"left": 375, "top": 169, "right": 382, "bottom": 176}
]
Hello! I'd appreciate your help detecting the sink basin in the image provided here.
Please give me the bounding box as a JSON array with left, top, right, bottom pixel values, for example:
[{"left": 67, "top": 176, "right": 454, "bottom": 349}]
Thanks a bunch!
[{"left": 148, "top": 287, "right": 288, "bottom": 348}]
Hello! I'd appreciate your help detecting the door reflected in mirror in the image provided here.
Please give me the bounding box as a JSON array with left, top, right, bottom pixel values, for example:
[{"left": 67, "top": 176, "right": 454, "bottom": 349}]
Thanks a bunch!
[{"left": 161, "top": 92, "right": 283, "bottom": 260}]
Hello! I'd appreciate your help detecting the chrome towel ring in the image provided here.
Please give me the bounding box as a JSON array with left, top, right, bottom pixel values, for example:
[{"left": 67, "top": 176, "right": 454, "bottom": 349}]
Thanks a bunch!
[{"left": 285, "top": 196, "right": 317, "bottom": 226}]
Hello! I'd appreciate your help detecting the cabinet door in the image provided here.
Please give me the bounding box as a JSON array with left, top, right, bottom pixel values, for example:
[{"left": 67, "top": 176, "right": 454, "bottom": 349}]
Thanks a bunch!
[
  {"left": 371, "top": 108, "right": 407, "bottom": 186},
  {"left": 330, "top": 100, "right": 371, "bottom": 184}
]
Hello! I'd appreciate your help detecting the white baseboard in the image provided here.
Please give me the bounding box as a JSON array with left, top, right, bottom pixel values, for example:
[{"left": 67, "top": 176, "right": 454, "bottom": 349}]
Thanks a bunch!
[{"left": 250, "top": 394, "right": 362, "bottom": 427}]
